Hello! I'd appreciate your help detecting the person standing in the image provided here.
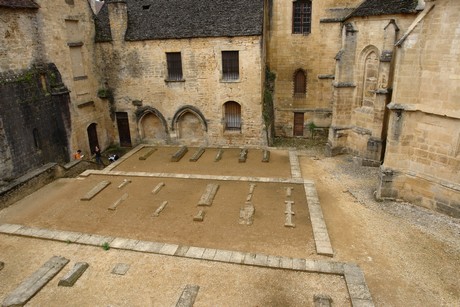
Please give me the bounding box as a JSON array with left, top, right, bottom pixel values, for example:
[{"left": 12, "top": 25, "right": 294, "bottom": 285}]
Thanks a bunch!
[{"left": 94, "top": 145, "right": 103, "bottom": 165}]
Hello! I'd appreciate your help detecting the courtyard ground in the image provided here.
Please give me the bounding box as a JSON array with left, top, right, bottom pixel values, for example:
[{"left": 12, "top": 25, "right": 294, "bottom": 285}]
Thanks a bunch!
[{"left": 0, "top": 142, "right": 458, "bottom": 306}]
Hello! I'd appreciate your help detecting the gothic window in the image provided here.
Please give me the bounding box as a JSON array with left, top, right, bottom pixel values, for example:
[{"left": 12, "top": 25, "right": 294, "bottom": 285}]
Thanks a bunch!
[
  {"left": 166, "top": 52, "right": 183, "bottom": 81},
  {"left": 293, "top": 0, "right": 312, "bottom": 34},
  {"left": 294, "top": 69, "right": 306, "bottom": 97},
  {"left": 222, "top": 51, "right": 239, "bottom": 81},
  {"left": 361, "top": 51, "right": 379, "bottom": 107},
  {"left": 224, "top": 101, "right": 241, "bottom": 131}
]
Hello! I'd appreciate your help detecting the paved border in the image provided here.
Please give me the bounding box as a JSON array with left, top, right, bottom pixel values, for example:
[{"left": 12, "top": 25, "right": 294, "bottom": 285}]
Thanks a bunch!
[{"left": 0, "top": 224, "right": 373, "bottom": 307}]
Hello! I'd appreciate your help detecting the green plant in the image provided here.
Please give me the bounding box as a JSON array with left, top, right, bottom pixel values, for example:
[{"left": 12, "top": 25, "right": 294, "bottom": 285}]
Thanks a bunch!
[
  {"left": 308, "top": 122, "right": 317, "bottom": 139},
  {"left": 102, "top": 242, "right": 110, "bottom": 251}
]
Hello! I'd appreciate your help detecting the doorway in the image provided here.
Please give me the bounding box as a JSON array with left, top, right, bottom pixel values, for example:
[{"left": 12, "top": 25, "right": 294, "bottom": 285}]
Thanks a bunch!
[
  {"left": 87, "top": 123, "right": 99, "bottom": 154},
  {"left": 116, "top": 112, "right": 132, "bottom": 147},
  {"left": 293, "top": 112, "right": 304, "bottom": 136}
]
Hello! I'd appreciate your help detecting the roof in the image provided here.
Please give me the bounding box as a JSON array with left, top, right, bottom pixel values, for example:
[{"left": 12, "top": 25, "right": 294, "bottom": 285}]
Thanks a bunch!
[
  {"left": 0, "top": 0, "right": 39, "bottom": 9},
  {"left": 95, "top": 0, "right": 264, "bottom": 42},
  {"left": 348, "top": 0, "right": 419, "bottom": 18}
]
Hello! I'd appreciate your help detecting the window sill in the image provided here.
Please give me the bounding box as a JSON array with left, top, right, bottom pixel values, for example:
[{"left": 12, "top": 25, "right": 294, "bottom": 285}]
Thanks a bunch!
[
  {"left": 73, "top": 76, "right": 88, "bottom": 81},
  {"left": 165, "top": 79, "right": 185, "bottom": 82},
  {"left": 220, "top": 79, "right": 240, "bottom": 83},
  {"left": 224, "top": 129, "right": 242, "bottom": 134}
]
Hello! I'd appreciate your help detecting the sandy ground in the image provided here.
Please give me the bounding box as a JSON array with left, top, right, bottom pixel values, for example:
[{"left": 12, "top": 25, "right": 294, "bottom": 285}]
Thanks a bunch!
[{"left": 0, "top": 146, "right": 459, "bottom": 306}]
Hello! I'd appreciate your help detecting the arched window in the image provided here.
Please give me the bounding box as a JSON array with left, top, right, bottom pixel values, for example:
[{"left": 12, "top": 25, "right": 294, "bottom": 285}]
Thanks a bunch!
[
  {"left": 294, "top": 70, "right": 306, "bottom": 97},
  {"left": 361, "top": 51, "right": 379, "bottom": 107},
  {"left": 224, "top": 101, "right": 241, "bottom": 131}
]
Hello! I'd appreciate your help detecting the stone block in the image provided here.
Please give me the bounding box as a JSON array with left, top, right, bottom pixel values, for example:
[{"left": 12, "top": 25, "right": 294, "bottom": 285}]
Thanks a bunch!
[
  {"left": 175, "top": 284, "right": 200, "bottom": 307},
  {"left": 110, "top": 238, "right": 139, "bottom": 250},
  {"left": 262, "top": 150, "right": 270, "bottom": 162},
  {"left": 108, "top": 193, "right": 128, "bottom": 210},
  {"left": 202, "top": 248, "right": 217, "bottom": 260},
  {"left": 313, "top": 294, "right": 332, "bottom": 307},
  {"left": 175, "top": 245, "right": 190, "bottom": 257},
  {"left": 197, "top": 184, "right": 219, "bottom": 206},
  {"left": 214, "top": 148, "right": 224, "bottom": 162},
  {"left": 2, "top": 256, "right": 69, "bottom": 307},
  {"left": 159, "top": 243, "right": 179, "bottom": 255},
  {"left": 58, "top": 262, "right": 89, "bottom": 287},
  {"left": 213, "top": 250, "right": 232, "bottom": 262},
  {"left": 152, "top": 201, "right": 168, "bottom": 217},
  {"left": 189, "top": 147, "right": 205, "bottom": 162},
  {"left": 117, "top": 179, "right": 131, "bottom": 189},
  {"left": 171, "top": 146, "right": 188, "bottom": 162},
  {"left": 139, "top": 148, "right": 157, "bottom": 160},
  {"left": 80, "top": 180, "right": 111, "bottom": 201},
  {"left": 111, "top": 263, "right": 130, "bottom": 275},
  {"left": 238, "top": 148, "right": 248, "bottom": 163},
  {"left": 193, "top": 209, "right": 205, "bottom": 221},
  {"left": 151, "top": 182, "right": 165, "bottom": 194},
  {"left": 185, "top": 247, "right": 205, "bottom": 259}
]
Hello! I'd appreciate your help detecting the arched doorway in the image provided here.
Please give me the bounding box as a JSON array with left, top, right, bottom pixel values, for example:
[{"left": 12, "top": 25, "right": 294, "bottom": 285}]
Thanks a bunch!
[{"left": 87, "top": 123, "right": 99, "bottom": 154}]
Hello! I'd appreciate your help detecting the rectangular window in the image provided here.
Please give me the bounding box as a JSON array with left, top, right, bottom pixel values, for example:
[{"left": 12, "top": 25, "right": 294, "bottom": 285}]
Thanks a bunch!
[
  {"left": 293, "top": 0, "right": 312, "bottom": 34},
  {"left": 222, "top": 51, "right": 239, "bottom": 81},
  {"left": 166, "top": 52, "right": 183, "bottom": 81}
]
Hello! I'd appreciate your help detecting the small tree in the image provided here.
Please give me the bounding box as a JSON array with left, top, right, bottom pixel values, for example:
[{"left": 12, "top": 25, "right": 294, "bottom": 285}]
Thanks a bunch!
[{"left": 308, "top": 122, "right": 317, "bottom": 139}]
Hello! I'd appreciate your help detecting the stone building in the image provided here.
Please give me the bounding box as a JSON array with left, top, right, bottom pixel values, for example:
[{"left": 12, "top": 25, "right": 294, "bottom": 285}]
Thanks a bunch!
[
  {"left": 93, "top": 0, "right": 266, "bottom": 147},
  {"left": 0, "top": 0, "right": 458, "bottom": 217}
]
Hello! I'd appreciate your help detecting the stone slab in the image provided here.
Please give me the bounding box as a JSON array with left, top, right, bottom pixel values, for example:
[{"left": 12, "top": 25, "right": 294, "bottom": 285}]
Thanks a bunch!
[
  {"left": 80, "top": 180, "right": 111, "bottom": 201},
  {"left": 175, "top": 284, "right": 200, "bottom": 307},
  {"left": 58, "top": 262, "right": 89, "bottom": 287},
  {"left": 151, "top": 182, "right": 165, "bottom": 194},
  {"left": 280, "top": 257, "right": 293, "bottom": 269},
  {"left": 293, "top": 258, "right": 307, "bottom": 271},
  {"left": 193, "top": 209, "right": 205, "bottom": 222},
  {"left": 189, "top": 147, "right": 205, "bottom": 162},
  {"left": 108, "top": 193, "right": 128, "bottom": 210},
  {"left": 202, "top": 248, "right": 217, "bottom": 260},
  {"left": 2, "top": 256, "right": 69, "bottom": 307},
  {"left": 159, "top": 243, "right": 179, "bottom": 255},
  {"left": 111, "top": 263, "right": 130, "bottom": 275},
  {"left": 174, "top": 245, "right": 190, "bottom": 257},
  {"left": 214, "top": 149, "right": 223, "bottom": 162},
  {"left": 213, "top": 250, "right": 232, "bottom": 262},
  {"left": 0, "top": 224, "right": 23, "bottom": 234},
  {"left": 152, "top": 201, "right": 168, "bottom": 217},
  {"left": 266, "top": 255, "right": 281, "bottom": 268},
  {"left": 171, "top": 146, "right": 188, "bottom": 162},
  {"left": 229, "top": 251, "right": 245, "bottom": 264},
  {"left": 139, "top": 148, "right": 157, "bottom": 160},
  {"left": 197, "top": 184, "right": 219, "bottom": 206},
  {"left": 185, "top": 247, "right": 205, "bottom": 259},
  {"left": 110, "top": 238, "right": 139, "bottom": 250}
]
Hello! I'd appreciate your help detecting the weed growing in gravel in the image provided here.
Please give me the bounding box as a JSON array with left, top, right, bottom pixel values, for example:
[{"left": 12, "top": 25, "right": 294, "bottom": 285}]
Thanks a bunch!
[{"left": 102, "top": 242, "right": 110, "bottom": 251}]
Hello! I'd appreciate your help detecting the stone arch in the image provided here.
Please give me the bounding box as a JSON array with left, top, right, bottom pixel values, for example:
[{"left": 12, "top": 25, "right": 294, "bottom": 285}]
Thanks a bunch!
[
  {"left": 171, "top": 105, "right": 208, "bottom": 144},
  {"left": 356, "top": 46, "right": 380, "bottom": 108},
  {"left": 136, "top": 107, "right": 168, "bottom": 143},
  {"left": 86, "top": 122, "right": 99, "bottom": 154}
]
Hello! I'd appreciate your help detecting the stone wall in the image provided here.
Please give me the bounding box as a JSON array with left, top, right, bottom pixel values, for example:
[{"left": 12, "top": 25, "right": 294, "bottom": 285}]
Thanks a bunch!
[
  {"left": 267, "top": 0, "right": 358, "bottom": 137},
  {"left": 377, "top": 0, "right": 460, "bottom": 218},
  {"left": 0, "top": 64, "right": 71, "bottom": 180},
  {"left": 327, "top": 15, "right": 415, "bottom": 163},
  {"left": 0, "top": 0, "right": 115, "bottom": 182},
  {"left": 94, "top": 1, "right": 265, "bottom": 146}
]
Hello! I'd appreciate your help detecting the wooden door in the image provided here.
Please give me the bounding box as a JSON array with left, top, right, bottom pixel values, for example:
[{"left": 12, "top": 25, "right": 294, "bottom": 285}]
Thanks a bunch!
[
  {"left": 116, "top": 112, "right": 132, "bottom": 147},
  {"left": 293, "top": 112, "right": 304, "bottom": 136}
]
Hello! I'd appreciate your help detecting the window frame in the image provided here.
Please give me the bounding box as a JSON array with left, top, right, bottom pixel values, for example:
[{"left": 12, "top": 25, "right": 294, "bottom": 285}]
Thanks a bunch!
[
  {"left": 166, "top": 52, "right": 183, "bottom": 81},
  {"left": 222, "top": 51, "right": 239, "bottom": 81},
  {"left": 292, "top": 0, "right": 312, "bottom": 35}
]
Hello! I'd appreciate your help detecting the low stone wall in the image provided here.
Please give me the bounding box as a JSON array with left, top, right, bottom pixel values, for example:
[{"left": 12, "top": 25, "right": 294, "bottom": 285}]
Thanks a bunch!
[
  {"left": 376, "top": 166, "right": 460, "bottom": 219},
  {"left": 0, "top": 160, "right": 100, "bottom": 210}
]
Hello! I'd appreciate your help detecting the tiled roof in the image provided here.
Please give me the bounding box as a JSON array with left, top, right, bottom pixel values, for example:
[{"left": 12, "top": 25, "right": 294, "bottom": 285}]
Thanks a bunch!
[
  {"left": 0, "top": 0, "right": 39, "bottom": 9},
  {"left": 95, "top": 0, "right": 264, "bottom": 42},
  {"left": 348, "top": 0, "right": 419, "bottom": 18}
]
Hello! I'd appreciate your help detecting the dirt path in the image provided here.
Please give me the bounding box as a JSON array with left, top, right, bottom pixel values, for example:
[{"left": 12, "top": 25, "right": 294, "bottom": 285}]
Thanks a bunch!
[
  {"left": 0, "top": 145, "right": 458, "bottom": 306},
  {"left": 300, "top": 152, "right": 460, "bottom": 306}
]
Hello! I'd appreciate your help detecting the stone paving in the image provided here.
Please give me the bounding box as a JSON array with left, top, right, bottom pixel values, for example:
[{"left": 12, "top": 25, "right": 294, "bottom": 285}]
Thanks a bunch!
[
  {"left": 0, "top": 223, "right": 373, "bottom": 306},
  {"left": 0, "top": 145, "right": 374, "bottom": 306}
]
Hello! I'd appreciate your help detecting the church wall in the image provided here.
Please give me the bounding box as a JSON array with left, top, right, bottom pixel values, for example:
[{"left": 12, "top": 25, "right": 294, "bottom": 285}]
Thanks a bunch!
[
  {"left": 96, "top": 2, "right": 265, "bottom": 146},
  {"left": 328, "top": 15, "right": 415, "bottom": 162},
  {"left": 267, "top": 0, "right": 358, "bottom": 137},
  {"left": 377, "top": 0, "right": 460, "bottom": 218}
]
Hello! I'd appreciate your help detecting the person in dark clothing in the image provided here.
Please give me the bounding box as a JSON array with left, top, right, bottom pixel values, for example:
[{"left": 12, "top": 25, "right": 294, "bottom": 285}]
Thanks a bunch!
[{"left": 94, "top": 145, "right": 103, "bottom": 165}]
